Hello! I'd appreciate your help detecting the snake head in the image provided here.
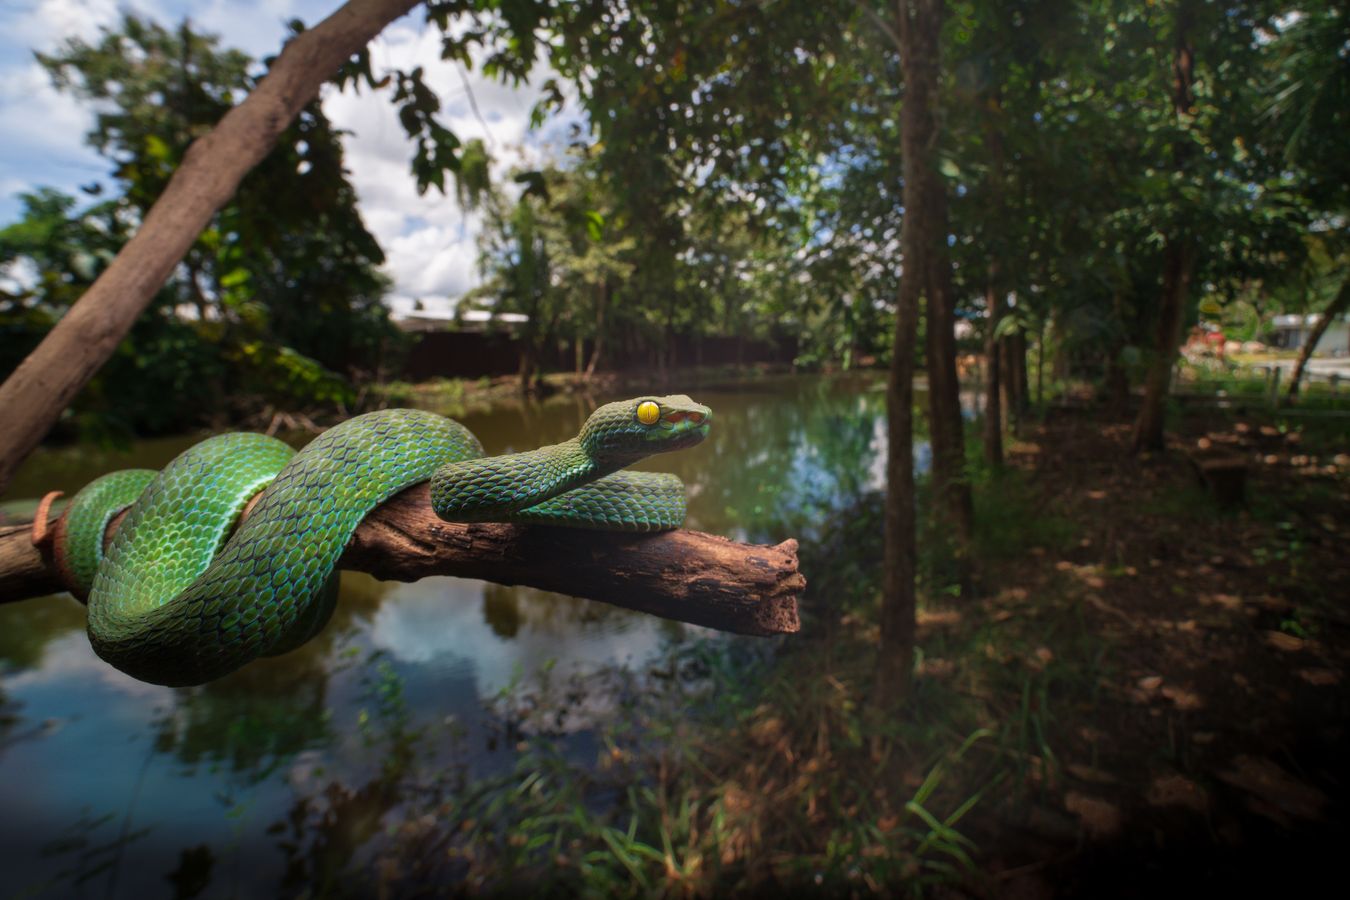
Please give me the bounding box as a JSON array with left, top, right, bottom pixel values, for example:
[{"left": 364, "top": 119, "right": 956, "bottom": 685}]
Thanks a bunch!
[{"left": 580, "top": 394, "right": 712, "bottom": 463}]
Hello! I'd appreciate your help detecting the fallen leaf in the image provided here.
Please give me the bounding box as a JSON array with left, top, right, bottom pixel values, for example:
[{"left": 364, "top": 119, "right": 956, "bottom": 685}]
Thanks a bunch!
[
  {"left": 1064, "top": 792, "right": 1122, "bottom": 839},
  {"left": 1216, "top": 755, "right": 1327, "bottom": 823},
  {"left": 1147, "top": 773, "right": 1208, "bottom": 813},
  {"left": 1161, "top": 685, "right": 1204, "bottom": 711},
  {"left": 1264, "top": 631, "right": 1306, "bottom": 653},
  {"left": 1296, "top": 668, "right": 1340, "bottom": 687}
]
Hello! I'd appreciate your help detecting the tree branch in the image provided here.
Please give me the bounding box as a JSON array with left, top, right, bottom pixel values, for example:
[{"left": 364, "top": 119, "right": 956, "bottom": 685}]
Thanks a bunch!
[
  {"left": 1, "top": 483, "right": 803, "bottom": 637},
  {"left": 0, "top": 0, "right": 422, "bottom": 493}
]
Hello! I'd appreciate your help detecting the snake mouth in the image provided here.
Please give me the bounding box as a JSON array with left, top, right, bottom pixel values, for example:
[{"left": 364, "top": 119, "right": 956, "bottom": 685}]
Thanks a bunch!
[
  {"left": 648, "top": 406, "right": 711, "bottom": 450},
  {"left": 661, "top": 409, "right": 708, "bottom": 426}
]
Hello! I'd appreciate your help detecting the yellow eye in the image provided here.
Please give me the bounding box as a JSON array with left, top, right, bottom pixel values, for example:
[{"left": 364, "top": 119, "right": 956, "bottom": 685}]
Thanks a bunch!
[{"left": 636, "top": 401, "right": 661, "bottom": 425}]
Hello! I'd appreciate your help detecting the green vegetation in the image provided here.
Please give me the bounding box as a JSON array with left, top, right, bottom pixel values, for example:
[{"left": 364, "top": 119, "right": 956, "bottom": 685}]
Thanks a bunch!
[
  {"left": 1, "top": 16, "right": 399, "bottom": 442},
  {"left": 1, "top": 0, "right": 1348, "bottom": 895}
]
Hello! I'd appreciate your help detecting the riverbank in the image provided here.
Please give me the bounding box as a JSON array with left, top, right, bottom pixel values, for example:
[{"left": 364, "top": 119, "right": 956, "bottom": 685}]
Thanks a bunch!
[
  {"left": 3, "top": 378, "right": 1343, "bottom": 896},
  {"left": 359, "top": 400, "right": 1348, "bottom": 896},
  {"left": 371, "top": 363, "right": 808, "bottom": 417}
]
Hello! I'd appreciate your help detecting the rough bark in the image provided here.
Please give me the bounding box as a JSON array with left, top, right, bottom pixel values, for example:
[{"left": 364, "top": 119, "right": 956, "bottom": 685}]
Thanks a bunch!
[
  {"left": 926, "top": 250, "right": 974, "bottom": 555},
  {"left": 902, "top": 0, "right": 973, "bottom": 568},
  {"left": 1, "top": 483, "right": 803, "bottom": 637},
  {"left": 0, "top": 0, "right": 422, "bottom": 494},
  {"left": 1132, "top": 1, "right": 1197, "bottom": 453},
  {"left": 1286, "top": 275, "right": 1350, "bottom": 400},
  {"left": 1132, "top": 240, "right": 1195, "bottom": 452},
  {"left": 981, "top": 92, "right": 1007, "bottom": 466},
  {"left": 875, "top": 0, "right": 933, "bottom": 705}
]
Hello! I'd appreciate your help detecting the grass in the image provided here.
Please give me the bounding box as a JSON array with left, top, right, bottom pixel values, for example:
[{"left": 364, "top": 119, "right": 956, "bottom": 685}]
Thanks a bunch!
[
  {"left": 266, "top": 451, "right": 1115, "bottom": 897},
  {"left": 255, "top": 397, "right": 1346, "bottom": 896}
]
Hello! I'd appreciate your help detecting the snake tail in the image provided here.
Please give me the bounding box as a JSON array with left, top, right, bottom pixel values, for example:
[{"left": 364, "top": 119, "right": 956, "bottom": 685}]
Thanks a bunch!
[{"left": 55, "top": 468, "right": 157, "bottom": 600}]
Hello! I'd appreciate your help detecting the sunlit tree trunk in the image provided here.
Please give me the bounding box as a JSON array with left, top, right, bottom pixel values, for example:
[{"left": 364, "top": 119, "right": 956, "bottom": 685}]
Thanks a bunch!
[
  {"left": 0, "top": 0, "right": 421, "bottom": 493},
  {"left": 1132, "top": 1, "right": 1196, "bottom": 453}
]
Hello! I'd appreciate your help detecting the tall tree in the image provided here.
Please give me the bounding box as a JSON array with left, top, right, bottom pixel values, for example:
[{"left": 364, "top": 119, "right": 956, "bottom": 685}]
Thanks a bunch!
[
  {"left": 905, "top": 0, "right": 973, "bottom": 581},
  {"left": 0, "top": 0, "right": 423, "bottom": 492},
  {"left": 29, "top": 16, "right": 395, "bottom": 402},
  {"left": 1131, "top": 0, "right": 1197, "bottom": 451},
  {"left": 876, "top": 0, "right": 945, "bottom": 702}
]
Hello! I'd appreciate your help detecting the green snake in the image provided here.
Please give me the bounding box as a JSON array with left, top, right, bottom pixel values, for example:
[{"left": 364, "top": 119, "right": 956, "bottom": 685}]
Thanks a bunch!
[{"left": 46, "top": 396, "right": 711, "bottom": 687}]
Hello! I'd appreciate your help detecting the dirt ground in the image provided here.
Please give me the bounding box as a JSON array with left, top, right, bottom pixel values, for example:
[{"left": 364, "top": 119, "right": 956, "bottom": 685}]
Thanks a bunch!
[{"left": 966, "top": 407, "right": 1349, "bottom": 897}]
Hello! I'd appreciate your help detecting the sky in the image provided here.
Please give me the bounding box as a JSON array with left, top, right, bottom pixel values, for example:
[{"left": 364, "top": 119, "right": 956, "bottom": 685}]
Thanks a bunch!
[{"left": 0, "top": 0, "right": 581, "bottom": 314}]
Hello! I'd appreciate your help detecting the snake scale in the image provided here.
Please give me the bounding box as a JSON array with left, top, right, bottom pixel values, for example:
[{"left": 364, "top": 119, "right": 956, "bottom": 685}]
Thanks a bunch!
[{"left": 48, "top": 396, "right": 712, "bottom": 686}]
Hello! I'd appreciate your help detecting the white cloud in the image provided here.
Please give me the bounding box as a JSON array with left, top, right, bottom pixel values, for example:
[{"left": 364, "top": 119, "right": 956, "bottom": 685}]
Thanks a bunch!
[
  {"left": 321, "top": 18, "right": 572, "bottom": 304},
  {"left": 8, "top": 0, "right": 126, "bottom": 47},
  {"left": 0, "top": 0, "right": 587, "bottom": 303},
  {"left": 368, "top": 575, "right": 674, "bottom": 701},
  {"left": 0, "top": 62, "right": 106, "bottom": 212}
]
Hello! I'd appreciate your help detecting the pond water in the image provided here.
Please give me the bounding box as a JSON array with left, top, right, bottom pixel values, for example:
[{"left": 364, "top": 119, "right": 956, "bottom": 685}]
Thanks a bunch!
[{"left": 0, "top": 374, "right": 917, "bottom": 898}]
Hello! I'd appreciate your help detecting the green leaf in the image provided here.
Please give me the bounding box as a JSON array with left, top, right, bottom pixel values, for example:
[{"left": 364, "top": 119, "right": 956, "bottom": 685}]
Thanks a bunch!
[{"left": 219, "top": 268, "right": 250, "bottom": 288}]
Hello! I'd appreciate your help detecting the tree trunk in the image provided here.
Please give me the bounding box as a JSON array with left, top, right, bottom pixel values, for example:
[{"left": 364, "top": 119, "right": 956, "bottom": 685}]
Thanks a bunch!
[
  {"left": 876, "top": 0, "right": 939, "bottom": 705},
  {"left": 998, "top": 330, "right": 1014, "bottom": 432},
  {"left": 1103, "top": 289, "right": 1131, "bottom": 411},
  {"left": 1009, "top": 326, "right": 1029, "bottom": 423},
  {"left": 926, "top": 253, "right": 975, "bottom": 571},
  {"left": 583, "top": 281, "right": 608, "bottom": 378},
  {"left": 518, "top": 344, "right": 536, "bottom": 393},
  {"left": 984, "top": 272, "right": 1004, "bottom": 467},
  {"left": 1131, "top": 1, "right": 1196, "bottom": 453},
  {"left": 913, "top": 16, "right": 973, "bottom": 572},
  {"left": 4, "top": 485, "right": 803, "bottom": 636},
  {"left": 981, "top": 91, "right": 1007, "bottom": 467},
  {"left": 1132, "top": 240, "right": 1195, "bottom": 451},
  {"left": 1286, "top": 275, "right": 1350, "bottom": 400},
  {"left": 0, "top": 0, "right": 422, "bottom": 494}
]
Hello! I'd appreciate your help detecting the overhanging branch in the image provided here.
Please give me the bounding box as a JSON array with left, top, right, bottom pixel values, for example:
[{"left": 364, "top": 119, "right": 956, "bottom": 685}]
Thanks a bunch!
[{"left": 1, "top": 483, "right": 803, "bottom": 637}]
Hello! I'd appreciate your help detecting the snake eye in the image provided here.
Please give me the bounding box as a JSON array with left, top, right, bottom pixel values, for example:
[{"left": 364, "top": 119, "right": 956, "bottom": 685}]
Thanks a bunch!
[{"left": 636, "top": 401, "right": 661, "bottom": 425}]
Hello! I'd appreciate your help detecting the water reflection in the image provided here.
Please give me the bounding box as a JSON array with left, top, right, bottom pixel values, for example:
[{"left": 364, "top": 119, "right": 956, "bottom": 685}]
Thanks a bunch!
[
  {"left": 368, "top": 576, "right": 686, "bottom": 700},
  {"left": 0, "top": 373, "right": 909, "bottom": 897}
]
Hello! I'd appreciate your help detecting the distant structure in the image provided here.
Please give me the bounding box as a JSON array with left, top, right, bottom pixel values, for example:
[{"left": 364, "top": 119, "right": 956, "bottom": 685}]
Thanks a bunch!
[
  {"left": 1269, "top": 313, "right": 1350, "bottom": 356},
  {"left": 387, "top": 295, "right": 527, "bottom": 334}
]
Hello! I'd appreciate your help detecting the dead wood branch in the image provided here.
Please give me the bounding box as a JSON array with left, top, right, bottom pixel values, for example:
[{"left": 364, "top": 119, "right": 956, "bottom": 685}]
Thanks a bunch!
[{"left": 1, "top": 483, "right": 803, "bottom": 637}]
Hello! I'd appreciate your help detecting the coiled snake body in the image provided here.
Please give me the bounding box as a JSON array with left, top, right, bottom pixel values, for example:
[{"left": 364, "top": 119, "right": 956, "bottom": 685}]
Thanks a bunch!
[{"left": 49, "top": 396, "right": 711, "bottom": 686}]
